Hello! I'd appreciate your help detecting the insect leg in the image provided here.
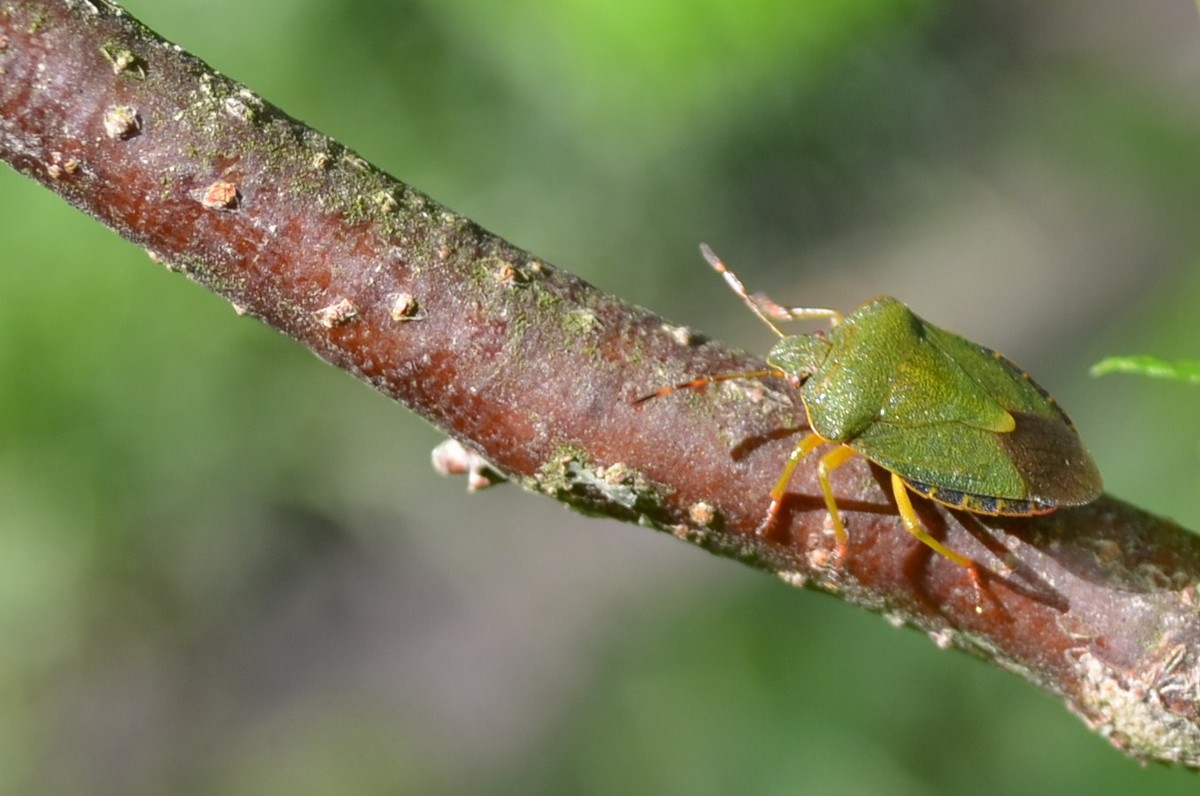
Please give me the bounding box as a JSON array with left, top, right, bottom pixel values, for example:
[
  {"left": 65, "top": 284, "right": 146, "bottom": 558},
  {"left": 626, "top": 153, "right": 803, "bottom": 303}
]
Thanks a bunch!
[
  {"left": 890, "top": 472, "right": 972, "bottom": 567},
  {"left": 816, "top": 444, "right": 856, "bottom": 544},
  {"left": 758, "top": 433, "right": 825, "bottom": 535}
]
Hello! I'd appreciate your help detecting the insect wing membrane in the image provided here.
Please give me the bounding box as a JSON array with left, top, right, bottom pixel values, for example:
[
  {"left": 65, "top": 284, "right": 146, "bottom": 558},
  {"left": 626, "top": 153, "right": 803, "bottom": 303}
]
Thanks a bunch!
[{"left": 989, "top": 411, "right": 1102, "bottom": 504}]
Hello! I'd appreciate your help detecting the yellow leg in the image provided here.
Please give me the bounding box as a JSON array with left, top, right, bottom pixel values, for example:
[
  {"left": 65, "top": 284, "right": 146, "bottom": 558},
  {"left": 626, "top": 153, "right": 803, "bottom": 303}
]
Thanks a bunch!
[
  {"left": 760, "top": 436, "right": 858, "bottom": 544},
  {"left": 890, "top": 472, "right": 972, "bottom": 567},
  {"left": 758, "top": 434, "right": 825, "bottom": 534},
  {"left": 815, "top": 445, "right": 856, "bottom": 543}
]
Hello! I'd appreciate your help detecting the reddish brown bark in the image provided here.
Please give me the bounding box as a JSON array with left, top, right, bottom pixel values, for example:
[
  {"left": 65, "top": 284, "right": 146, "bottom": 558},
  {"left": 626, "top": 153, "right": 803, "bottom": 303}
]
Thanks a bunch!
[{"left": 1, "top": 0, "right": 1198, "bottom": 765}]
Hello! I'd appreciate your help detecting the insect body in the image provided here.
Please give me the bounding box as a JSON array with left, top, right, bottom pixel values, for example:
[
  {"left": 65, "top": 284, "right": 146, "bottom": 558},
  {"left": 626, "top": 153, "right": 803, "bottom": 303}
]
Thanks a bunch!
[{"left": 639, "top": 245, "right": 1103, "bottom": 568}]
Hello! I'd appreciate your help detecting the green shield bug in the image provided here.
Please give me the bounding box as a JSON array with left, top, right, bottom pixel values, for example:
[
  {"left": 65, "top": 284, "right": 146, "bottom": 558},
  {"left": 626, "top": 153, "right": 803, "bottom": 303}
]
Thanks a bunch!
[{"left": 638, "top": 245, "right": 1103, "bottom": 569}]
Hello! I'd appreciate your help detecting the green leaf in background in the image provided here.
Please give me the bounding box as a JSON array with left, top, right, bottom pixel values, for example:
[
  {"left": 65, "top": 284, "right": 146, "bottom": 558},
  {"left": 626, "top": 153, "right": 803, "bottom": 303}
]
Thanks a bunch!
[{"left": 1091, "top": 356, "right": 1200, "bottom": 385}]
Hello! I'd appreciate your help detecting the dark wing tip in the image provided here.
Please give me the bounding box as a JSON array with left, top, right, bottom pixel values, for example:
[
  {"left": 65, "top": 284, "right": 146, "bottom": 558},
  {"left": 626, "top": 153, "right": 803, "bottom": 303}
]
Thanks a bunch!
[{"left": 1001, "top": 412, "right": 1103, "bottom": 506}]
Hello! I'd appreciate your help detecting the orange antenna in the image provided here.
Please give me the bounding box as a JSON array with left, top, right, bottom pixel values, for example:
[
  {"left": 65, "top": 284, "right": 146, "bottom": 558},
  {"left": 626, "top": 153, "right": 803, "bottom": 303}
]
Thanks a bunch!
[
  {"left": 699, "top": 243, "right": 784, "bottom": 338},
  {"left": 633, "top": 368, "right": 779, "bottom": 405},
  {"left": 699, "top": 244, "right": 843, "bottom": 334}
]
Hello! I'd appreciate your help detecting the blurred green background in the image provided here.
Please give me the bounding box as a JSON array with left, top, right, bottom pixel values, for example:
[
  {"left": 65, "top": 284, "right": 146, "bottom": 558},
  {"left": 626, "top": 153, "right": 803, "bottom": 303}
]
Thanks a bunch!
[{"left": 2, "top": 0, "right": 1200, "bottom": 793}]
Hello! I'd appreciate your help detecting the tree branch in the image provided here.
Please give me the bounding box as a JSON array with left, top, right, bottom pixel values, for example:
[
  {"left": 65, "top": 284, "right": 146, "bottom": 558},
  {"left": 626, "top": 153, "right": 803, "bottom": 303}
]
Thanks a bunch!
[{"left": 2, "top": 0, "right": 1199, "bottom": 766}]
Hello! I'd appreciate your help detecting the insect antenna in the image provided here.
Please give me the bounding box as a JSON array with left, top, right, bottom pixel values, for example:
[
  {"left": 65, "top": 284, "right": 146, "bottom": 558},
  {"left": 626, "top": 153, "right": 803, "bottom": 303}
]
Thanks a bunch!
[
  {"left": 700, "top": 244, "right": 843, "bottom": 332},
  {"left": 699, "top": 244, "right": 785, "bottom": 338},
  {"left": 634, "top": 368, "right": 780, "bottom": 405}
]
